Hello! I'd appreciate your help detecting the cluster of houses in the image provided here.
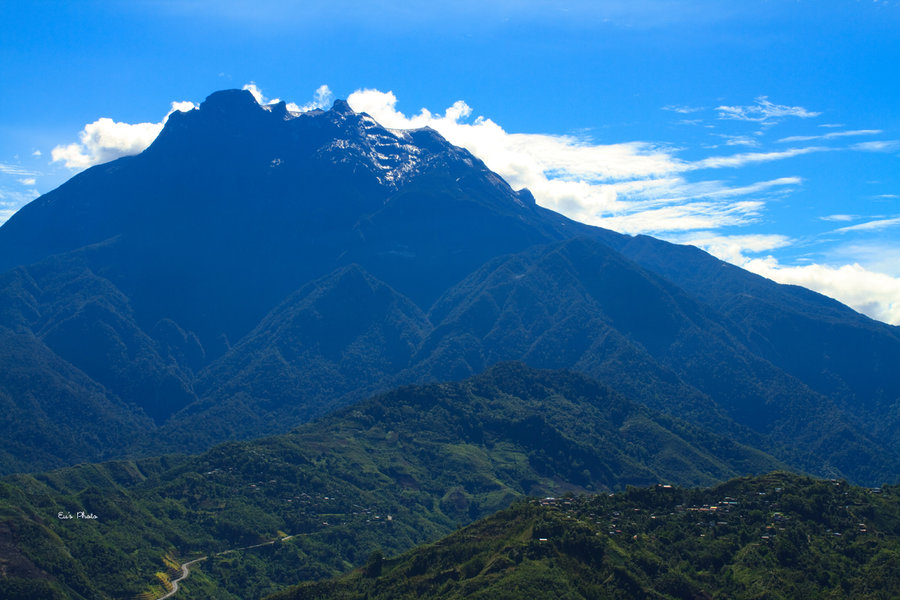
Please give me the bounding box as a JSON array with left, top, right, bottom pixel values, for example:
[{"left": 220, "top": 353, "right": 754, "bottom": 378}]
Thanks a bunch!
[{"left": 529, "top": 480, "right": 878, "bottom": 544}]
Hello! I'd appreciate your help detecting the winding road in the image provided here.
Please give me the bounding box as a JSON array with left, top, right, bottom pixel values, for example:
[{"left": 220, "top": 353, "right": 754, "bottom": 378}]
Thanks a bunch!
[
  {"left": 153, "top": 534, "right": 298, "bottom": 599},
  {"left": 156, "top": 556, "right": 207, "bottom": 600}
]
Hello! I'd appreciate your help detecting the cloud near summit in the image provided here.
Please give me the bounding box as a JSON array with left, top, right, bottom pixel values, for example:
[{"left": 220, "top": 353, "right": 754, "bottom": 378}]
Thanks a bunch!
[
  {"left": 51, "top": 101, "right": 198, "bottom": 170},
  {"left": 347, "top": 88, "right": 900, "bottom": 324},
  {"left": 347, "top": 88, "right": 813, "bottom": 234},
  {"left": 50, "top": 85, "right": 338, "bottom": 171}
]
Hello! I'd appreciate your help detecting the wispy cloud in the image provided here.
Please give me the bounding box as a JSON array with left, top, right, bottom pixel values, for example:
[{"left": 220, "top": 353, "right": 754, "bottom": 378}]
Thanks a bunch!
[
  {"left": 0, "top": 163, "right": 36, "bottom": 176},
  {"left": 0, "top": 187, "right": 40, "bottom": 226},
  {"left": 673, "top": 231, "right": 793, "bottom": 264},
  {"left": 0, "top": 164, "right": 40, "bottom": 225},
  {"left": 819, "top": 214, "right": 858, "bottom": 222},
  {"left": 852, "top": 140, "right": 900, "bottom": 152},
  {"left": 591, "top": 200, "right": 766, "bottom": 234},
  {"left": 777, "top": 129, "right": 882, "bottom": 143},
  {"left": 713, "top": 134, "right": 760, "bottom": 148},
  {"left": 688, "top": 146, "right": 830, "bottom": 170},
  {"left": 836, "top": 216, "right": 900, "bottom": 233},
  {"left": 349, "top": 88, "right": 816, "bottom": 235},
  {"left": 662, "top": 104, "right": 705, "bottom": 114},
  {"left": 716, "top": 96, "right": 820, "bottom": 124}
]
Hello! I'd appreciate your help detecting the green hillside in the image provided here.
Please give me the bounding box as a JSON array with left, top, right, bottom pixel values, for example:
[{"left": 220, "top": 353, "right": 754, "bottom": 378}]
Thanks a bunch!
[
  {"left": 270, "top": 472, "right": 900, "bottom": 600},
  {"left": 0, "top": 364, "right": 780, "bottom": 599}
]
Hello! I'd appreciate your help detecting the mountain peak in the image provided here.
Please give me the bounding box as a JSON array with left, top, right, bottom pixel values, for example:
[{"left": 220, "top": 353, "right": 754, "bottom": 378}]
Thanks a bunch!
[
  {"left": 199, "top": 88, "right": 261, "bottom": 113},
  {"left": 330, "top": 98, "right": 355, "bottom": 115}
]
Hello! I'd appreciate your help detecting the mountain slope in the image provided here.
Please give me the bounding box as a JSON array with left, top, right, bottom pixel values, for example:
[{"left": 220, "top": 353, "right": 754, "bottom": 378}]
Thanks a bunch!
[
  {"left": 0, "top": 89, "right": 899, "bottom": 485},
  {"left": 616, "top": 235, "right": 900, "bottom": 447},
  {"left": 410, "top": 237, "right": 895, "bottom": 482},
  {"left": 0, "top": 90, "right": 588, "bottom": 347},
  {"left": 153, "top": 264, "right": 433, "bottom": 451}
]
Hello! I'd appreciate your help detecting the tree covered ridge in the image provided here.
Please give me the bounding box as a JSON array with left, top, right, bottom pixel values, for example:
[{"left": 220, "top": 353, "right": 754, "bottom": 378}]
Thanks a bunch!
[{"left": 269, "top": 472, "right": 900, "bottom": 600}]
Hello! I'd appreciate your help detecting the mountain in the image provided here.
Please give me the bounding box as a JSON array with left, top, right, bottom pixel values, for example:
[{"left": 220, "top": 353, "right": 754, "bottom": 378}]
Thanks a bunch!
[
  {"left": 269, "top": 472, "right": 900, "bottom": 600},
  {"left": 407, "top": 237, "right": 894, "bottom": 482},
  {"left": 613, "top": 236, "right": 900, "bottom": 449},
  {"left": 0, "top": 90, "right": 583, "bottom": 338},
  {"left": 0, "top": 364, "right": 783, "bottom": 600},
  {"left": 0, "top": 89, "right": 899, "bottom": 484}
]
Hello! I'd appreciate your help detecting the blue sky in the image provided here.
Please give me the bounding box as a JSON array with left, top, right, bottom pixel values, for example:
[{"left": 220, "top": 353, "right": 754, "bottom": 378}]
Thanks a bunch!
[{"left": 1, "top": 0, "right": 899, "bottom": 323}]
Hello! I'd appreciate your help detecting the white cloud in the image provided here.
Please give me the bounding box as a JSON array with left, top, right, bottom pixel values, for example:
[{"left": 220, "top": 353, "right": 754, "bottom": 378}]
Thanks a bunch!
[
  {"left": 836, "top": 216, "right": 900, "bottom": 233},
  {"left": 242, "top": 82, "right": 269, "bottom": 104},
  {"left": 852, "top": 140, "right": 900, "bottom": 152},
  {"left": 347, "top": 89, "right": 819, "bottom": 235},
  {"left": 742, "top": 257, "right": 900, "bottom": 325},
  {"left": 244, "top": 82, "right": 333, "bottom": 113},
  {"left": 46, "top": 83, "right": 335, "bottom": 173},
  {"left": 347, "top": 89, "right": 438, "bottom": 129},
  {"left": 777, "top": 129, "right": 882, "bottom": 143},
  {"left": 592, "top": 200, "right": 766, "bottom": 234},
  {"left": 584, "top": 178, "right": 800, "bottom": 235},
  {"left": 32, "top": 150, "right": 41, "bottom": 157},
  {"left": 688, "top": 146, "right": 830, "bottom": 170},
  {"left": 819, "top": 214, "right": 858, "bottom": 222},
  {"left": 18, "top": 178, "right": 36, "bottom": 186},
  {"left": 0, "top": 163, "right": 35, "bottom": 176},
  {"left": 716, "top": 96, "right": 821, "bottom": 123},
  {"left": 713, "top": 134, "right": 760, "bottom": 148},
  {"left": 169, "top": 100, "right": 197, "bottom": 114},
  {"left": 31, "top": 85, "right": 900, "bottom": 323},
  {"left": 662, "top": 104, "right": 705, "bottom": 114},
  {"left": 51, "top": 100, "right": 197, "bottom": 170},
  {"left": 51, "top": 118, "right": 164, "bottom": 169},
  {"left": 293, "top": 84, "right": 334, "bottom": 112},
  {"left": 674, "top": 232, "right": 900, "bottom": 324},
  {"left": 0, "top": 187, "right": 39, "bottom": 203},
  {"left": 0, "top": 187, "right": 40, "bottom": 226},
  {"left": 828, "top": 242, "right": 900, "bottom": 278},
  {"left": 673, "top": 232, "right": 793, "bottom": 264}
]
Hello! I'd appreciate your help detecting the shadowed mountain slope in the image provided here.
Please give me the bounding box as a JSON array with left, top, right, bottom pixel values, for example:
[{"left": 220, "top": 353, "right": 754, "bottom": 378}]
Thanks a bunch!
[{"left": 0, "top": 89, "right": 898, "bottom": 484}]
